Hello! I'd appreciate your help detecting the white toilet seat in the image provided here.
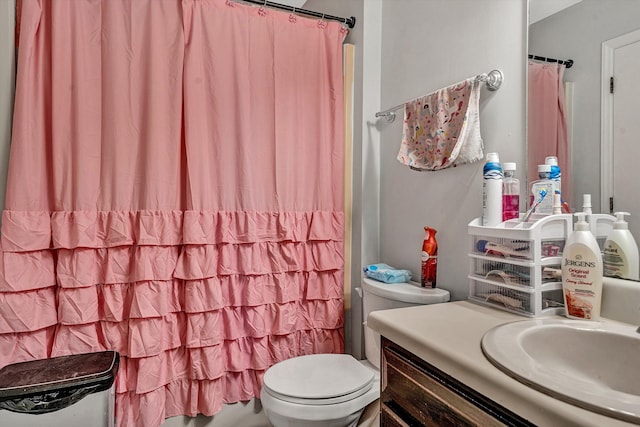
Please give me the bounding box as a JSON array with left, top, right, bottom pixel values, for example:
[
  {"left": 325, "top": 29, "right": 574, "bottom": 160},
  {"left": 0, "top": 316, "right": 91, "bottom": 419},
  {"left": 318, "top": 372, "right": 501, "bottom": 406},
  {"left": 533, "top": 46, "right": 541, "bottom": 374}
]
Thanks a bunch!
[
  {"left": 262, "top": 381, "right": 373, "bottom": 406},
  {"left": 260, "top": 355, "right": 380, "bottom": 424},
  {"left": 262, "top": 354, "right": 375, "bottom": 405}
]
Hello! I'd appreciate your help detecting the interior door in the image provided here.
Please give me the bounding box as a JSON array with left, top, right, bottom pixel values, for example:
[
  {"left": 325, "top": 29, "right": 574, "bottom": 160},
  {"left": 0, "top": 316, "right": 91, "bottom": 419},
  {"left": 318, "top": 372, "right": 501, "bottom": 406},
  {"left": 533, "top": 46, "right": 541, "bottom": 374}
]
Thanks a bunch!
[
  {"left": 612, "top": 37, "right": 640, "bottom": 239},
  {"left": 602, "top": 30, "right": 640, "bottom": 241}
]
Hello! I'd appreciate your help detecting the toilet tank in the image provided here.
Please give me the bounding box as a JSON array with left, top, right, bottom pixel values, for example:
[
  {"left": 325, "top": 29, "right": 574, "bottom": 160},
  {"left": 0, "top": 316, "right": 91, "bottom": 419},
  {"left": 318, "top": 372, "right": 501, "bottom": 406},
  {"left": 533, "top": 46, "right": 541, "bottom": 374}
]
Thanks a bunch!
[{"left": 360, "top": 277, "right": 450, "bottom": 368}]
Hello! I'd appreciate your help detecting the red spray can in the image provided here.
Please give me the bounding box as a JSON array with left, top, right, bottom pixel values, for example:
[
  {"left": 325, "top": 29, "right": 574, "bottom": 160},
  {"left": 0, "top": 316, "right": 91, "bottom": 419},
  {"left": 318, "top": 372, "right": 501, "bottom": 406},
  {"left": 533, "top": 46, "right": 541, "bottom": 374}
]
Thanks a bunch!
[{"left": 421, "top": 227, "right": 438, "bottom": 288}]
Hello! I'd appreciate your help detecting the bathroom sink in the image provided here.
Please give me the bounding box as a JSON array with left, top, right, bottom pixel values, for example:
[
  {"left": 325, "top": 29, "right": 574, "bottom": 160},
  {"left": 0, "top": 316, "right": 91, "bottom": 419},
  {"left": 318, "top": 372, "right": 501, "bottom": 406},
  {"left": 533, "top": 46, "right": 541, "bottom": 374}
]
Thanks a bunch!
[{"left": 482, "top": 318, "right": 640, "bottom": 423}]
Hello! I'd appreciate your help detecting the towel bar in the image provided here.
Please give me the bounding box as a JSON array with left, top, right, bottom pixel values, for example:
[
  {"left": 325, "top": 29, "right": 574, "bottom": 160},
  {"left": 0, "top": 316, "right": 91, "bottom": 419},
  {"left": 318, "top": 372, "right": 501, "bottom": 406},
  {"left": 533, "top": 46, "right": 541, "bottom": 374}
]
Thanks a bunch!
[{"left": 375, "top": 69, "right": 503, "bottom": 123}]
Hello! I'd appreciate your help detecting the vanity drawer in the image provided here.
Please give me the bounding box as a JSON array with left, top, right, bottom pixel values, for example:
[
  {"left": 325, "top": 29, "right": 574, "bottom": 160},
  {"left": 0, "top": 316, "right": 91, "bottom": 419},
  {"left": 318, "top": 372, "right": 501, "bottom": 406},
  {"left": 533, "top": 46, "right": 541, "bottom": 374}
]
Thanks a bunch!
[
  {"left": 380, "top": 403, "right": 410, "bottom": 427},
  {"left": 381, "top": 338, "right": 534, "bottom": 427}
]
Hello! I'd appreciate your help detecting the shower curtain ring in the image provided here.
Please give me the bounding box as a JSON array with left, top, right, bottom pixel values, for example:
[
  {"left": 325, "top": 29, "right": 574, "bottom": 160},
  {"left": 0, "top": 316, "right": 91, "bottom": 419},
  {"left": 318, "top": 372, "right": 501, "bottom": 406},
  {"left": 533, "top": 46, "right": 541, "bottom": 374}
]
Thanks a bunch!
[
  {"left": 258, "top": 0, "right": 267, "bottom": 16},
  {"left": 318, "top": 13, "right": 327, "bottom": 28}
]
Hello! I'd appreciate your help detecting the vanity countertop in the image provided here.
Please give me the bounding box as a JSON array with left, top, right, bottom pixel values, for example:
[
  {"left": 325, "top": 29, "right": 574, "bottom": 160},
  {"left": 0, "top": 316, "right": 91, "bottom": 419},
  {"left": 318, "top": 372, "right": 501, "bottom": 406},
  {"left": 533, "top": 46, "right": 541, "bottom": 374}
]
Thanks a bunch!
[{"left": 367, "top": 300, "right": 635, "bottom": 427}]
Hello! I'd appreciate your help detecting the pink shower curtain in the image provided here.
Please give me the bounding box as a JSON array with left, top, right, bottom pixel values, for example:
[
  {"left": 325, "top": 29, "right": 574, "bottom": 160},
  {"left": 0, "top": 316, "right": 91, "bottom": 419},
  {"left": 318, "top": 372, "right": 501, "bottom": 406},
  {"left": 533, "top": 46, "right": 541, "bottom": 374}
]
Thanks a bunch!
[
  {"left": 0, "top": 1, "right": 347, "bottom": 426},
  {"left": 527, "top": 60, "right": 571, "bottom": 207}
]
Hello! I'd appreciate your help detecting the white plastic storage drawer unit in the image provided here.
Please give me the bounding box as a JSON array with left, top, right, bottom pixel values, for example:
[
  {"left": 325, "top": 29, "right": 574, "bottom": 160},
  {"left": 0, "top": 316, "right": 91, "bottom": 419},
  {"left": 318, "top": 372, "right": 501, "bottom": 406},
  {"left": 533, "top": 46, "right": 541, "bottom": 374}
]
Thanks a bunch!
[{"left": 468, "top": 214, "right": 572, "bottom": 317}]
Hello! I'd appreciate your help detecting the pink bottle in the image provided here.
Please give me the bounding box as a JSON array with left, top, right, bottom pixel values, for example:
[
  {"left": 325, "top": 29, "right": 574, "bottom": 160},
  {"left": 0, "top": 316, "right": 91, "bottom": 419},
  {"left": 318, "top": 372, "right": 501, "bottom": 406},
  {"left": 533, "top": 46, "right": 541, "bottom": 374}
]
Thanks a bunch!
[{"left": 502, "top": 162, "right": 520, "bottom": 221}]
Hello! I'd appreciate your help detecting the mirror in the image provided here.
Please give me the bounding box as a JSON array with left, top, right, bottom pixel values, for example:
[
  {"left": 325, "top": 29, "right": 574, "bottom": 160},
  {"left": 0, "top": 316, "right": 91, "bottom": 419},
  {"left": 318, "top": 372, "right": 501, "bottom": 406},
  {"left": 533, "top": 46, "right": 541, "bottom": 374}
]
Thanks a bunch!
[{"left": 527, "top": 0, "right": 640, "bottom": 215}]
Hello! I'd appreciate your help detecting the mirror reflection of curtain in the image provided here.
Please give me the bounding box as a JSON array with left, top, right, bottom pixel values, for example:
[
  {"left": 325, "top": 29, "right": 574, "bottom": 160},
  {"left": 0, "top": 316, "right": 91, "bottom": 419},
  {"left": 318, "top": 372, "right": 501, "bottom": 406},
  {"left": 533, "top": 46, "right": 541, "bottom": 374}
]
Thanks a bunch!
[{"left": 527, "top": 61, "right": 571, "bottom": 208}]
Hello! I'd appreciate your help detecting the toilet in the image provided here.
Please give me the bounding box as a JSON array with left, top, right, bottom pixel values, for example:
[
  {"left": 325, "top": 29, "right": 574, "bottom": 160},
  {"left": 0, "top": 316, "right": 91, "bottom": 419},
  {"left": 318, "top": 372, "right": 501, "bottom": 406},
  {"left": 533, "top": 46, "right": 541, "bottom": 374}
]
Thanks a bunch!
[{"left": 260, "top": 277, "right": 450, "bottom": 427}]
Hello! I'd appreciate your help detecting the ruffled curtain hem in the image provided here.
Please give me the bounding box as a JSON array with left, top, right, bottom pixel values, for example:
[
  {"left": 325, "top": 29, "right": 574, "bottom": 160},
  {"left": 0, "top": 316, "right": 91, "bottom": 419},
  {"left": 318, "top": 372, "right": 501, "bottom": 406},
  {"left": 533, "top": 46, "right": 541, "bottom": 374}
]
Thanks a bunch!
[{"left": 0, "top": 209, "right": 345, "bottom": 426}]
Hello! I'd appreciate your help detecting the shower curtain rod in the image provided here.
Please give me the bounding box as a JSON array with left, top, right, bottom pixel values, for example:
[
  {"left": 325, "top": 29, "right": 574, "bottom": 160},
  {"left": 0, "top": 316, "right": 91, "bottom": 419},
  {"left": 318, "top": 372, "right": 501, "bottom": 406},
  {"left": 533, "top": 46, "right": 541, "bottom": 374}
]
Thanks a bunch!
[
  {"left": 528, "top": 54, "right": 574, "bottom": 68},
  {"left": 236, "top": 0, "right": 356, "bottom": 28}
]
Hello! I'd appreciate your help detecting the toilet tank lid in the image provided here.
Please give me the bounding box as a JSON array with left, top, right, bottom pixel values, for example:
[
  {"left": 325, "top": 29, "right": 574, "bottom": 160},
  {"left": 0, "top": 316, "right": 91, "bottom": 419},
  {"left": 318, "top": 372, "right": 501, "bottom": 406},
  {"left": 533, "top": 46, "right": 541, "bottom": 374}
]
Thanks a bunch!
[{"left": 361, "top": 277, "right": 450, "bottom": 304}]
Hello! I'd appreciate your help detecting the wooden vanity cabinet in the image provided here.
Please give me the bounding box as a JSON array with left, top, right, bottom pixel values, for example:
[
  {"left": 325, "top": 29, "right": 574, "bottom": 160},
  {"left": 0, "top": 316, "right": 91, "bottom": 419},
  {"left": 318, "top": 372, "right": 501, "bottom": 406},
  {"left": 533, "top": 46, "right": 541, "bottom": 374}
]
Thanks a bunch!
[{"left": 380, "top": 337, "right": 535, "bottom": 427}]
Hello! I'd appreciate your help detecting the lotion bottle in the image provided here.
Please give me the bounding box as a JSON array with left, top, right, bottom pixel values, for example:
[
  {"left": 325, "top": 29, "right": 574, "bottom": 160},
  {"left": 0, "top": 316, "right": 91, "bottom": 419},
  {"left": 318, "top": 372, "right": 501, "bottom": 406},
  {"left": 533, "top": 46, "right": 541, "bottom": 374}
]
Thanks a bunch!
[
  {"left": 562, "top": 213, "right": 603, "bottom": 320},
  {"left": 603, "top": 212, "right": 640, "bottom": 281}
]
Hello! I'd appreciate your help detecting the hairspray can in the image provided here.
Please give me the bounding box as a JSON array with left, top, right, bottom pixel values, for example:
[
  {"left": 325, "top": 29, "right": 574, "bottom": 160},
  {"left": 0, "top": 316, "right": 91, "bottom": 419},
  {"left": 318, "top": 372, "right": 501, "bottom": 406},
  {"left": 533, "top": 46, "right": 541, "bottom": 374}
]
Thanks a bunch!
[{"left": 421, "top": 227, "right": 438, "bottom": 288}]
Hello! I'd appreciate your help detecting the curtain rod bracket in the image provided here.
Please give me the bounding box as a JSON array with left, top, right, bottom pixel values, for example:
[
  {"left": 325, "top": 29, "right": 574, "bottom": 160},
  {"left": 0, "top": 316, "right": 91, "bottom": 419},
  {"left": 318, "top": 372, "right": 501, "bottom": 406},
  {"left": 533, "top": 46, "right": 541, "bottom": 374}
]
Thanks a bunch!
[
  {"left": 375, "top": 111, "right": 396, "bottom": 123},
  {"left": 483, "top": 69, "right": 504, "bottom": 91}
]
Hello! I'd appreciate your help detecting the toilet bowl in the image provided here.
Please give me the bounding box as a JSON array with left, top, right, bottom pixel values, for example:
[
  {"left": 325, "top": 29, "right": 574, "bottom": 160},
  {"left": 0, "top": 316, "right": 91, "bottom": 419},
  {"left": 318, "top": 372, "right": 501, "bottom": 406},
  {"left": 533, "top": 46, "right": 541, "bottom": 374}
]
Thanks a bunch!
[{"left": 260, "top": 277, "right": 450, "bottom": 427}]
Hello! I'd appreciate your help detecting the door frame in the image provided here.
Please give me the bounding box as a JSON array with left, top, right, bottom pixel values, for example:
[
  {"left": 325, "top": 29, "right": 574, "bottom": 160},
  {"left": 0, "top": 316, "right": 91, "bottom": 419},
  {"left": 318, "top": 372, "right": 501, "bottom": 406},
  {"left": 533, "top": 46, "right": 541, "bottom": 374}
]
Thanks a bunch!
[{"left": 601, "top": 28, "right": 640, "bottom": 213}]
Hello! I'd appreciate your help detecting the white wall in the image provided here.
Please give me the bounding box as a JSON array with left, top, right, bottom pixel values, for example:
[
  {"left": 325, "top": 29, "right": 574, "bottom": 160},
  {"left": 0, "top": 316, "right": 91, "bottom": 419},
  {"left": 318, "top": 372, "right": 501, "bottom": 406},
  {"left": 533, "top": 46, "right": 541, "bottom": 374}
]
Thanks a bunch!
[
  {"left": 377, "top": 0, "right": 527, "bottom": 301},
  {"left": 529, "top": 0, "right": 640, "bottom": 212},
  {"left": 528, "top": 0, "right": 582, "bottom": 24}
]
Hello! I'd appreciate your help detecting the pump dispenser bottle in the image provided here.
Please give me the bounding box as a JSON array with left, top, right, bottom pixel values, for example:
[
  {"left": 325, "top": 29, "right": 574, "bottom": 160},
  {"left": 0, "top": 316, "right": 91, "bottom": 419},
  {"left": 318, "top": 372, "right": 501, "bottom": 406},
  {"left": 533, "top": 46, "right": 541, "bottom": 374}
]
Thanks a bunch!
[
  {"left": 582, "top": 194, "right": 592, "bottom": 215},
  {"left": 603, "top": 212, "right": 640, "bottom": 281},
  {"left": 562, "top": 213, "right": 603, "bottom": 320},
  {"left": 580, "top": 193, "right": 616, "bottom": 248}
]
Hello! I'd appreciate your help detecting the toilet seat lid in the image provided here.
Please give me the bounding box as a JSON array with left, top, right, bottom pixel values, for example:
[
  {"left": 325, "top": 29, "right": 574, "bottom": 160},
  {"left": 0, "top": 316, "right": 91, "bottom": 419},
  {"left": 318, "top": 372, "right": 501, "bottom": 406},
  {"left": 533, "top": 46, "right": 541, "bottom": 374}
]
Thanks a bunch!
[{"left": 263, "top": 354, "right": 374, "bottom": 404}]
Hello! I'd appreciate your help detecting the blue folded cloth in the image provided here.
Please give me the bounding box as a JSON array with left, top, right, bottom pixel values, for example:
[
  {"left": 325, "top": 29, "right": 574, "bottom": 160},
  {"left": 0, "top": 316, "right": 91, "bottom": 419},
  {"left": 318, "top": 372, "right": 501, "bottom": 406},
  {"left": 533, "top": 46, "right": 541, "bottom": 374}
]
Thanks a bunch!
[{"left": 363, "top": 263, "right": 412, "bottom": 284}]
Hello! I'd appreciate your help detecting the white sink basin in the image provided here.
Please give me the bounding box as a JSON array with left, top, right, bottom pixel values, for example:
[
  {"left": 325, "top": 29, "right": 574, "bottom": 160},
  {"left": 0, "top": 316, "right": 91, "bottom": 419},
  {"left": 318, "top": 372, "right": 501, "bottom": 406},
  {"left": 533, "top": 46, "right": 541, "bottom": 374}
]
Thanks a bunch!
[{"left": 482, "top": 318, "right": 640, "bottom": 423}]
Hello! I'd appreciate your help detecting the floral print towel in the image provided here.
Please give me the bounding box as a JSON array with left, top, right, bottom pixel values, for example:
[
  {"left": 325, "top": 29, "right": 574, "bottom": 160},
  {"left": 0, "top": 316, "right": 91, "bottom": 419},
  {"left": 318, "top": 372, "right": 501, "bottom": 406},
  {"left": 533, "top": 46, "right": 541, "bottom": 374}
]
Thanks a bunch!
[{"left": 397, "top": 77, "right": 483, "bottom": 171}]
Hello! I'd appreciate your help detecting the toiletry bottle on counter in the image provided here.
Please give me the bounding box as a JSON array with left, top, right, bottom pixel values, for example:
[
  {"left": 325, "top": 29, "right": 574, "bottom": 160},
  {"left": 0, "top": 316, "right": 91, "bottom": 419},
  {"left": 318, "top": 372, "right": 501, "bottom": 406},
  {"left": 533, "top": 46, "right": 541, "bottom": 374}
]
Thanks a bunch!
[
  {"left": 581, "top": 193, "right": 617, "bottom": 248},
  {"left": 603, "top": 212, "right": 640, "bottom": 281},
  {"left": 552, "top": 193, "right": 562, "bottom": 215},
  {"left": 502, "top": 162, "right": 520, "bottom": 221},
  {"left": 482, "top": 152, "right": 503, "bottom": 226},
  {"left": 545, "top": 155, "right": 561, "bottom": 196},
  {"left": 582, "top": 194, "right": 592, "bottom": 214},
  {"left": 562, "top": 213, "right": 603, "bottom": 320},
  {"left": 529, "top": 164, "right": 553, "bottom": 215},
  {"left": 421, "top": 227, "right": 438, "bottom": 288}
]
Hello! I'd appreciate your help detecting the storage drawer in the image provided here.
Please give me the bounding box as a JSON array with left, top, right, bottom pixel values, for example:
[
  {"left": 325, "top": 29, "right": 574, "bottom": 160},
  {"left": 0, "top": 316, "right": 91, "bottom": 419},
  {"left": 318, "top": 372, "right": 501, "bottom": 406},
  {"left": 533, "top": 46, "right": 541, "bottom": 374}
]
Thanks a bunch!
[
  {"left": 468, "top": 215, "right": 570, "bottom": 317},
  {"left": 468, "top": 278, "right": 564, "bottom": 317}
]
